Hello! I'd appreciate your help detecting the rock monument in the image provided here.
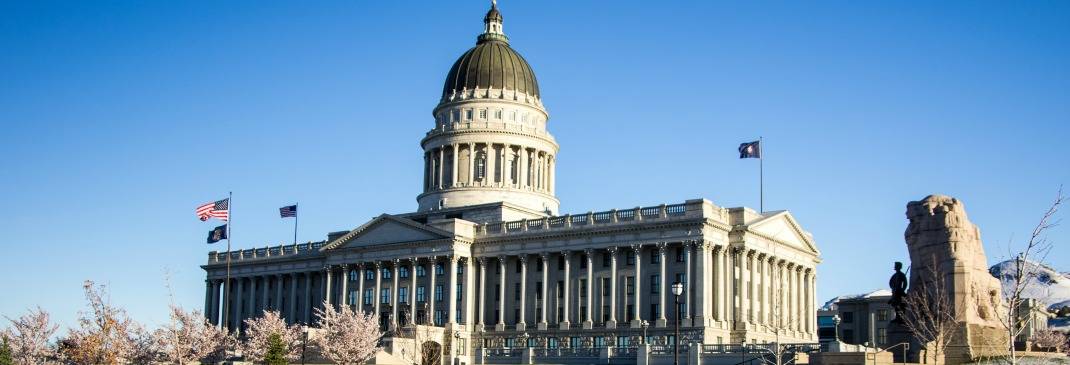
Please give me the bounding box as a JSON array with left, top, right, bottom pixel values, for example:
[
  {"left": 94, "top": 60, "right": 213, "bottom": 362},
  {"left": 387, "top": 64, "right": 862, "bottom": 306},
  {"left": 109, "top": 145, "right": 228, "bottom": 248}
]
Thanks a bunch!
[{"left": 899, "top": 195, "right": 1007, "bottom": 363}]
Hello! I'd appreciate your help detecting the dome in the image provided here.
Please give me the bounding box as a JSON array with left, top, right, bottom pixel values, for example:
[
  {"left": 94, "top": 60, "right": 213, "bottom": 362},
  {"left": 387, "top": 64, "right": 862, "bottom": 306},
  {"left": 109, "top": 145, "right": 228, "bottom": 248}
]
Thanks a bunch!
[{"left": 440, "top": 3, "right": 540, "bottom": 100}]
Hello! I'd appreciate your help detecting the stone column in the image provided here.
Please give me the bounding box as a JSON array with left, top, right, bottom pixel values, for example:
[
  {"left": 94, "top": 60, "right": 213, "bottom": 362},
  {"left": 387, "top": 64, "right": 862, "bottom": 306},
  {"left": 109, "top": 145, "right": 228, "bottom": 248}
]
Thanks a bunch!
[
  {"left": 760, "top": 256, "right": 769, "bottom": 326},
  {"left": 685, "top": 241, "right": 694, "bottom": 323},
  {"left": 450, "top": 143, "right": 458, "bottom": 187},
  {"left": 392, "top": 259, "right": 401, "bottom": 329},
  {"left": 374, "top": 262, "right": 383, "bottom": 315},
  {"left": 657, "top": 243, "right": 668, "bottom": 327},
  {"left": 249, "top": 277, "right": 258, "bottom": 319},
  {"left": 428, "top": 258, "right": 437, "bottom": 325},
  {"left": 234, "top": 278, "right": 244, "bottom": 332},
  {"left": 517, "top": 254, "right": 528, "bottom": 330},
  {"left": 437, "top": 147, "right": 445, "bottom": 189},
  {"left": 324, "top": 266, "right": 333, "bottom": 309},
  {"left": 751, "top": 255, "right": 759, "bottom": 324},
  {"left": 607, "top": 247, "right": 618, "bottom": 328},
  {"left": 795, "top": 266, "right": 803, "bottom": 333},
  {"left": 538, "top": 253, "right": 549, "bottom": 330},
  {"left": 356, "top": 264, "right": 365, "bottom": 312},
  {"left": 304, "top": 273, "right": 313, "bottom": 324},
  {"left": 336, "top": 265, "right": 346, "bottom": 307},
  {"left": 447, "top": 255, "right": 458, "bottom": 325},
  {"left": 742, "top": 251, "right": 752, "bottom": 325},
  {"left": 464, "top": 257, "right": 476, "bottom": 326},
  {"left": 712, "top": 246, "right": 723, "bottom": 322},
  {"left": 467, "top": 144, "right": 475, "bottom": 186},
  {"left": 209, "top": 280, "right": 220, "bottom": 326},
  {"left": 631, "top": 244, "right": 642, "bottom": 328},
  {"left": 260, "top": 276, "right": 269, "bottom": 316},
  {"left": 561, "top": 250, "right": 571, "bottom": 329},
  {"left": 584, "top": 249, "right": 594, "bottom": 329},
  {"left": 477, "top": 257, "right": 487, "bottom": 330},
  {"left": 204, "top": 280, "right": 213, "bottom": 320},
  {"left": 497, "top": 255, "right": 507, "bottom": 331},
  {"left": 810, "top": 271, "right": 817, "bottom": 335},
  {"left": 410, "top": 258, "right": 418, "bottom": 325},
  {"left": 288, "top": 273, "right": 298, "bottom": 324}
]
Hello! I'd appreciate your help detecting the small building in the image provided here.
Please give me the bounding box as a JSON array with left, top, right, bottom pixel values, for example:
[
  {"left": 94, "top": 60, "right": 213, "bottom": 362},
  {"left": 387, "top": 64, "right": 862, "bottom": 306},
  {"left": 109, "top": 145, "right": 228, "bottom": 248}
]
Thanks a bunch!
[{"left": 823, "top": 290, "right": 894, "bottom": 348}]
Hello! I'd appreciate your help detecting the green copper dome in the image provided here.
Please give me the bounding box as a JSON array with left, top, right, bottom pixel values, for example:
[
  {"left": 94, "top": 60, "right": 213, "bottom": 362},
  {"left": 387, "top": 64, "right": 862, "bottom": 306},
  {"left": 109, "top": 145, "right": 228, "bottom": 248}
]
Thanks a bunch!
[{"left": 441, "top": 3, "right": 540, "bottom": 100}]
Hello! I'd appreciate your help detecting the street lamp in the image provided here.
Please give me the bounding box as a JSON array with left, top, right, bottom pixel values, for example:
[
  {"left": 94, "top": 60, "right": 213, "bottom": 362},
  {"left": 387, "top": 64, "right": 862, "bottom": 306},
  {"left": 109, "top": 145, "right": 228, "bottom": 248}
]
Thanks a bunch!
[
  {"left": 671, "top": 281, "right": 684, "bottom": 365},
  {"left": 641, "top": 320, "right": 649, "bottom": 345},
  {"left": 832, "top": 315, "right": 842, "bottom": 343},
  {"left": 741, "top": 339, "right": 746, "bottom": 365},
  {"left": 301, "top": 326, "right": 309, "bottom": 365}
]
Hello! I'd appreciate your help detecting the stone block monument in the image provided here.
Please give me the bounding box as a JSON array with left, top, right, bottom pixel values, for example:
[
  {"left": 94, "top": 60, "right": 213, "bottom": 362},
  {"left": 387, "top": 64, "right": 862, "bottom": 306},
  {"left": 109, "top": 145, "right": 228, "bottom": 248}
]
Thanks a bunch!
[{"left": 895, "top": 195, "right": 1008, "bottom": 364}]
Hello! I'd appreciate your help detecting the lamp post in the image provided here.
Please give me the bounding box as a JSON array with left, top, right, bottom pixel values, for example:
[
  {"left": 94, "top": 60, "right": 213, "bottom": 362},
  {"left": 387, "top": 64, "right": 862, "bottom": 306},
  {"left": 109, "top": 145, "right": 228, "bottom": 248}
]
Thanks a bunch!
[
  {"left": 832, "top": 315, "right": 841, "bottom": 343},
  {"left": 453, "top": 331, "right": 463, "bottom": 365},
  {"left": 301, "top": 326, "right": 309, "bottom": 365},
  {"left": 641, "top": 320, "right": 649, "bottom": 345},
  {"left": 741, "top": 339, "right": 746, "bottom": 365},
  {"left": 671, "top": 281, "right": 684, "bottom": 365}
]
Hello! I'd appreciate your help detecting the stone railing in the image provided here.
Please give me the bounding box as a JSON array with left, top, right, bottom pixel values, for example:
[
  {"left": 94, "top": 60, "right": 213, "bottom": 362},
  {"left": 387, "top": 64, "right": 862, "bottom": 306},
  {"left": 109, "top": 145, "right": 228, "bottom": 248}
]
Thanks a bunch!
[
  {"left": 478, "top": 201, "right": 693, "bottom": 237},
  {"left": 207, "top": 241, "right": 325, "bottom": 264}
]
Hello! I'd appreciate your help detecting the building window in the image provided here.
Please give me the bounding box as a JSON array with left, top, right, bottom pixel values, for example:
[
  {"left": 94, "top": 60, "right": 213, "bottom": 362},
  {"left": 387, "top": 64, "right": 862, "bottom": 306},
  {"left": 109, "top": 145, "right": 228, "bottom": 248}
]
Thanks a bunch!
[
  {"left": 595, "top": 337, "right": 605, "bottom": 348},
  {"left": 349, "top": 269, "right": 358, "bottom": 281},
  {"left": 650, "top": 250, "right": 660, "bottom": 264},
  {"left": 675, "top": 273, "right": 687, "bottom": 286},
  {"left": 494, "top": 110, "right": 502, "bottom": 119},
  {"left": 364, "top": 289, "right": 373, "bottom": 305},
  {"left": 364, "top": 269, "right": 374, "bottom": 280},
  {"left": 435, "top": 285, "right": 443, "bottom": 302},
  {"left": 416, "top": 265, "right": 426, "bottom": 277},
  {"left": 456, "top": 284, "right": 463, "bottom": 302},
  {"left": 601, "top": 278, "right": 610, "bottom": 296},
  {"left": 434, "top": 310, "right": 444, "bottom": 325},
  {"left": 676, "top": 248, "right": 685, "bottom": 262},
  {"left": 382, "top": 268, "right": 392, "bottom": 279},
  {"left": 509, "top": 111, "right": 516, "bottom": 121},
  {"left": 435, "top": 263, "right": 444, "bottom": 276},
  {"left": 476, "top": 154, "right": 486, "bottom": 180},
  {"left": 479, "top": 109, "right": 487, "bottom": 119},
  {"left": 465, "top": 110, "right": 473, "bottom": 120},
  {"left": 453, "top": 110, "right": 460, "bottom": 122},
  {"left": 399, "top": 287, "right": 409, "bottom": 303},
  {"left": 348, "top": 291, "right": 358, "bottom": 305},
  {"left": 580, "top": 306, "right": 587, "bottom": 321},
  {"left": 514, "top": 309, "right": 520, "bottom": 324},
  {"left": 626, "top": 305, "right": 634, "bottom": 320},
  {"left": 399, "top": 266, "right": 410, "bottom": 278},
  {"left": 626, "top": 276, "right": 635, "bottom": 295},
  {"left": 557, "top": 281, "right": 564, "bottom": 298},
  {"left": 380, "top": 288, "right": 391, "bottom": 304},
  {"left": 570, "top": 337, "right": 581, "bottom": 349},
  {"left": 457, "top": 264, "right": 463, "bottom": 275},
  {"left": 505, "top": 338, "right": 515, "bottom": 348},
  {"left": 416, "top": 286, "right": 426, "bottom": 302},
  {"left": 535, "top": 282, "right": 543, "bottom": 300},
  {"left": 626, "top": 254, "right": 635, "bottom": 266},
  {"left": 876, "top": 309, "right": 889, "bottom": 321},
  {"left": 602, "top": 305, "right": 611, "bottom": 322},
  {"left": 651, "top": 275, "right": 660, "bottom": 294},
  {"left": 877, "top": 328, "right": 887, "bottom": 345}
]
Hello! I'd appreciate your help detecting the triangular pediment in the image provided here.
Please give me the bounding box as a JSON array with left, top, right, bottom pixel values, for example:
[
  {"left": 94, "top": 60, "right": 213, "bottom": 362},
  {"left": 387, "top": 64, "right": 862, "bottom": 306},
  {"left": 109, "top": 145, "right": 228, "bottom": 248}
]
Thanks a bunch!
[
  {"left": 321, "top": 215, "right": 453, "bottom": 251},
  {"left": 745, "top": 211, "right": 819, "bottom": 255}
]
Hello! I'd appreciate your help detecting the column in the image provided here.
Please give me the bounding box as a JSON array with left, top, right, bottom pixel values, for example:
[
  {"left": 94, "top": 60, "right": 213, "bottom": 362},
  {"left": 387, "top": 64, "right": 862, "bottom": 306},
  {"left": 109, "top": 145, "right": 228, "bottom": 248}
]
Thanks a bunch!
[
  {"left": 497, "top": 255, "right": 507, "bottom": 330},
  {"left": 740, "top": 250, "right": 751, "bottom": 325},
  {"left": 288, "top": 273, "right": 298, "bottom": 324},
  {"left": 657, "top": 243, "right": 668, "bottom": 327},
  {"left": 249, "top": 277, "right": 258, "bottom": 319},
  {"left": 374, "top": 262, "right": 383, "bottom": 315},
  {"left": 752, "top": 255, "right": 761, "bottom": 324},
  {"left": 761, "top": 257, "right": 770, "bottom": 326},
  {"left": 204, "top": 280, "right": 213, "bottom": 319},
  {"left": 478, "top": 257, "right": 487, "bottom": 329},
  {"left": 304, "top": 273, "right": 313, "bottom": 324},
  {"left": 685, "top": 242, "right": 694, "bottom": 323},
  {"left": 810, "top": 271, "right": 817, "bottom": 335},
  {"left": 324, "top": 266, "right": 333, "bottom": 309},
  {"left": 210, "top": 280, "right": 221, "bottom": 326},
  {"left": 339, "top": 265, "right": 349, "bottom": 307},
  {"left": 410, "top": 258, "right": 418, "bottom": 325},
  {"left": 630, "top": 244, "right": 642, "bottom": 328},
  {"left": 447, "top": 255, "right": 458, "bottom": 325},
  {"left": 357, "top": 263, "right": 365, "bottom": 310},
  {"left": 450, "top": 143, "right": 458, "bottom": 187},
  {"left": 235, "top": 278, "right": 244, "bottom": 332},
  {"left": 607, "top": 247, "right": 618, "bottom": 328},
  {"left": 464, "top": 257, "right": 476, "bottom": 326},
  {"left": 712, "top": 246, "right": 723, "bottom": 322},
  {"left": 795, "top": 266, "right": 803, "bottom": 333},
  {"left": 274, "top": 274, "right": 283, "bottom": 312},
  {"left": 538, "top": 253, "right": 549, "bottom": 329},
  {"left": 584, "top": 249, "right": 594, "bottom": 329},
  {"left": 392, "top": 259, "right": 401, "bottom": 329},
  {"left": 518, "top": 254, "right": 528, "bottom": 330},
  {"left": 260, "top": 276, "right": 269, "bottom": 316},
  {"left": 467, "top": 144, "right": 475, "bottom": 186},
  {"left": 561, "top": 250, "right": 571, "bottom": 329},
  {"left": 436, "top": 147, "right": 444, "bottom": 189},
  {"left": 428, "top": 258, "right": 437, "bottom": 325}
]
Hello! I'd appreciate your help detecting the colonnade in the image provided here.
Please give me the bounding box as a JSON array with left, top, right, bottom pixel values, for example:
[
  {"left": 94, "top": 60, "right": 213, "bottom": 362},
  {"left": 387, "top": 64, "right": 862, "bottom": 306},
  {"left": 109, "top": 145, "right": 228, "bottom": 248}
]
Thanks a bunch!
[{"left": 424, "top": 143, "right": 554, "bottom": 194}]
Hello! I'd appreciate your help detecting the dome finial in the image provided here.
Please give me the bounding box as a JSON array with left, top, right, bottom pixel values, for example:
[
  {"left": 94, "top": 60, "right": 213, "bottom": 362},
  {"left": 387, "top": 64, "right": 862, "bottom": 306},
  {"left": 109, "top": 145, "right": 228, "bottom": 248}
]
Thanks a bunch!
[{"left": 479, "top": 0, "right": 507, "bottom": 44}]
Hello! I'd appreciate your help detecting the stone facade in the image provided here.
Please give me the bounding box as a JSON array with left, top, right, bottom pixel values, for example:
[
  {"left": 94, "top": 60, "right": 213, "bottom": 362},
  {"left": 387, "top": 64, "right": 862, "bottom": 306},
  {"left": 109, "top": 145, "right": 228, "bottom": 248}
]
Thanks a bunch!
[{"left": 200, "top": 3, "right": 822, "bottom": 364}]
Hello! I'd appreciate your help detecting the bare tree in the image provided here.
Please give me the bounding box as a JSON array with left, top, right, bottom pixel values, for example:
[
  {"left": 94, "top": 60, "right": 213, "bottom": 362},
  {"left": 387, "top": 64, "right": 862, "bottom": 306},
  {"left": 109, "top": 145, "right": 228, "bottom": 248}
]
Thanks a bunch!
[
  {"left": 996, "top": 187, "right": 1064, "bottom": 365},
  {"left": 901, "top": 255, "right": 960, "bottom": 363},
  {"left": 2, "top": 307, "right": 58, "bottom": 365},
  {"left": 151, "top": 305, "right": 233, "bottom": 364},
  {"left": 311, "top": 300, "right": 383, "bottom": 364},
  {"left": 57, "top": 280, "right": 142, "bottom": 365},
  {"left": 241, "top": 310, "right": 303, "bottom": 363}
]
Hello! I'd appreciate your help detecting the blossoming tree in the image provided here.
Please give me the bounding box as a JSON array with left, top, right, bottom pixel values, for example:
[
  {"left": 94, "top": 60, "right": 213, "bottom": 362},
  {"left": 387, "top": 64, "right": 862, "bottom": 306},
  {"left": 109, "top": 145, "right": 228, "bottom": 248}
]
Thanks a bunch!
[
  {"left": 2, "top": 307, "right": 58, "bottom": 365},
  {"left": 311, "top": 301, "right": 382, "bottom": 364},
  {"left": 241, "top": 310, "right": 302, "bottom": 363}
]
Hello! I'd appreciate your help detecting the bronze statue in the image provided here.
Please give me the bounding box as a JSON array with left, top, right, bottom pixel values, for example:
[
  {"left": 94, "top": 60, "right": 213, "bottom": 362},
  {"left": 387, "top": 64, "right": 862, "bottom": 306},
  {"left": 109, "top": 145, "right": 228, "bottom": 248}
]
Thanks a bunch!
[{"left": 888, "top": 261, "right": 908, "bottom": 323}]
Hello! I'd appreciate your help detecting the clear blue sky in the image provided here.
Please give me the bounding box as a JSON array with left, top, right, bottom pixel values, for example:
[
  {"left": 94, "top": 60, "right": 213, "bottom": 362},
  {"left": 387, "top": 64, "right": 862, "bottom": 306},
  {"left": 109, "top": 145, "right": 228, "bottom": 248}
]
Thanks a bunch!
[{"left": 1, "top": 1, "right": 1067, "bottom": 331}]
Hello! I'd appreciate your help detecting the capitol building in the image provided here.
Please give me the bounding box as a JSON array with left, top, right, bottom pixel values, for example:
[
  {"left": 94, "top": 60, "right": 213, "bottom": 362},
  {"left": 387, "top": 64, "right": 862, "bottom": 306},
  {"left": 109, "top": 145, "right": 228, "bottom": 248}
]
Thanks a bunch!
[{"left": 202, "top": 3, "right": 821, "bottom": 364}]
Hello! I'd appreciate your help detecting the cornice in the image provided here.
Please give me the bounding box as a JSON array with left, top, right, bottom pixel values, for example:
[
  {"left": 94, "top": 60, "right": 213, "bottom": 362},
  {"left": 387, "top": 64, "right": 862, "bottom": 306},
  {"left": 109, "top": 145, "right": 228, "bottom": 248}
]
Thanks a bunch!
[{"left": 421, "top": 128, "right": 559, "bottom": 151}]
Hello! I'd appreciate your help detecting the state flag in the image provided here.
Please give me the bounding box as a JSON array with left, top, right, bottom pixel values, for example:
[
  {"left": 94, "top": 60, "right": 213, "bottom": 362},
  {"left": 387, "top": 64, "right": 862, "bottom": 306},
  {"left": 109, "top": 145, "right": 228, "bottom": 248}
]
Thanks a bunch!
[
  {"left": 207, "top": 224, "right": 228, "bottom": 244},
  {"left": 738, "top": 140, "right": 761, "bottom": 159}
]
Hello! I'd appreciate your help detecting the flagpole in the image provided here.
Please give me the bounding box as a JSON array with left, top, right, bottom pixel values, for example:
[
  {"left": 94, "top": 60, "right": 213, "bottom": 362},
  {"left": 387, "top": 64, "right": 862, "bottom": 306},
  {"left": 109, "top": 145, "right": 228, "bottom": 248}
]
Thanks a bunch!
[
  {"left": 759, "top": 136, "right": 763, "bottom": 213},
  {"left": 224, "top": 191, "right": 232, "bottom": 331},
  {"left": 293, "top": 202, "right": 298, "bottom": 245}
]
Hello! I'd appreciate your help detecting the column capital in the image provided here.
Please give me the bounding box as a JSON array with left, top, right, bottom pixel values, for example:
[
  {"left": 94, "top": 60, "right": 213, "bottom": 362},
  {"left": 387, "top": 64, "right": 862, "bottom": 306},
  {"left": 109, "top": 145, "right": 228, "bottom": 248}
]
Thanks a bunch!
[
  {"left": 538, "top": 252, "right": 550, "bottom": 261},
  {"left": 497, "top": 255, "right": 508, "bottom": 264},
  {"left": 517, "top": 254, "right": 528, "bottom": 264},
  {"left": 746, "top": 249, "right": 756, "bottom": 258},
  {"left": 606, "top": 246, "right": 618, "bottom": 255},
  {"left": 785, "top": 262, "right": 796, "bottom": 269},
  {"left": 583, "top": 248, "right": 594, "bottom": 256},
  {"left": 409, "top": 257, "right": 419, "bottom": 265},
  {"left": 560, "top": 250, "right": 571, "bottom": 258},
  {"left": 476, "top": 257, "right": 486, "bottom": 266},
  {"left": 655, "top": 241, "right": 668, "bottom": 252},
  {"left": 374, "top": 261, "right": 383, "bottom": 269},
  {"left": 447, "top": 254, "right": 459, "bottom": 263},
  {"left": 757, "top": 252, "right": 767, "bottom": 260},
  {"left": 795, "top": 265, "right": 805, "bottom": 273},
  {"left": 630, "top": 243, "right": 643, "bottom": 254},
  {"left": 392, "top": 258, "right": 401, "bottom": 266}
]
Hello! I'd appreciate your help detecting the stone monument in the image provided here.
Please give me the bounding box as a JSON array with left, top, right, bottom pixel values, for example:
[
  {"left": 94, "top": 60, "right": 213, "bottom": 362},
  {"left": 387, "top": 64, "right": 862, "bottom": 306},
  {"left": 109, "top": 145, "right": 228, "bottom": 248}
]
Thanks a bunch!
[{"left": 897, "top": 195, "right": 1007, "bottom": 364}]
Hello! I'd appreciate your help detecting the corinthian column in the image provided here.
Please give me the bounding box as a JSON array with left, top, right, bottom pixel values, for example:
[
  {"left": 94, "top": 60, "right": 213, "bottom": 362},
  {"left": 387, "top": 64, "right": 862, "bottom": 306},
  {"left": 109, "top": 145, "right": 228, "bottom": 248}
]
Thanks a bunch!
[
  {"left": 447, "top": 255, "right": 458, "bottom": 325},
  {"left": 518, "top": 254, "right": 528, "bottom": 331},
  {"left": 392, "top": 259, "right": 400, "bottom": 329},
  {"left": 340, "top": 265, "right": 349, "bottom": 307},
  {"left": 409, "top": 258, "right": 418, "bottom": 325},
  {"left": 477, "top": 257, "right": 486, "bottom": 330},
  {"left": 497, "top": 255, "right": 506, "bottom": 331},
  {"left": 428, "top": 258, "right": 437, "bottom": 325},
  {"left": 538, "top": 253, "right": 549, "bottom": 330},
  {"left": 630, "top": 244, "right": 642, "bottom": 328},
  {"left": 561, "top": 250, "right": 571, "bottom": 329},
  {"left": 374, "top": 262, "right": 382, "bottom": 315},
  {"left": 583, "top": 249, "right": 594, "bottom": 329},
  {"left": 324, "top": 266, "right": 333, "bottom": 309},
  {"left": 656, "top": 243, "right": 668, "bottom": 327},
  {"left": 607, "top": 247, "right": 618, "bottom": 328}
]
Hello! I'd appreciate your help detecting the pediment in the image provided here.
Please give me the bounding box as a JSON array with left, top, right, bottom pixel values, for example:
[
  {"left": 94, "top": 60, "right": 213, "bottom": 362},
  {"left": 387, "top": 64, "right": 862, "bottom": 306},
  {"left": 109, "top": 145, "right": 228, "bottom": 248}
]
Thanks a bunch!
[
  {"left": 321, "top": 215, "right": 453, "bottom": 251},
  {"left": 745, "top": 211, "right": 819, "bottom": 255}
]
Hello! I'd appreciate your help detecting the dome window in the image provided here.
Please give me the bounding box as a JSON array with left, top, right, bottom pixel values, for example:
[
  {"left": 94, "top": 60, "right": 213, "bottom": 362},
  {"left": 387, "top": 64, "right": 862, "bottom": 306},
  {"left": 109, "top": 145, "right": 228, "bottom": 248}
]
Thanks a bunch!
[
  {"left": 479, "top": 109, "right": 487, "bottom": 119},
  {"left": 466, "top": 110, "right": 473, "bottom": 120},
  {"left": 494, "top": 110, "right": 502, "bottom": 119}
]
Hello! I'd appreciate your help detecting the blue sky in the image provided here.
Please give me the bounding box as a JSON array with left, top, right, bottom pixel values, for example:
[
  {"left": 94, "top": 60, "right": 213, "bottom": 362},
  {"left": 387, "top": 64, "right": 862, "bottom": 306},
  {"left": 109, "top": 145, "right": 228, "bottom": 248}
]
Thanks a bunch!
[{"left": 1, "top": 1, "right": 1067, "bottom": 331}]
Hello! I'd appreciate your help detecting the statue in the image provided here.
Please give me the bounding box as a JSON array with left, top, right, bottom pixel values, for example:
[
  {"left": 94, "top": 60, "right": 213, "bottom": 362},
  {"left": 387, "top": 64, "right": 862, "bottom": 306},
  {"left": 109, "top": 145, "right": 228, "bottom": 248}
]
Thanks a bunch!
[{"left": 888, "top": 261, "right": 908, "bottom": 323}]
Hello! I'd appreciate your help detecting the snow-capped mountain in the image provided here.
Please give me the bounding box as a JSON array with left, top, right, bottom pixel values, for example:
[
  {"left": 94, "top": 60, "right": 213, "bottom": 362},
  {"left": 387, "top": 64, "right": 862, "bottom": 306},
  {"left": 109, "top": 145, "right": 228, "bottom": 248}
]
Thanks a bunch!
[{"left": 988, "top": 259, "right": 1070, "bottom": 312}]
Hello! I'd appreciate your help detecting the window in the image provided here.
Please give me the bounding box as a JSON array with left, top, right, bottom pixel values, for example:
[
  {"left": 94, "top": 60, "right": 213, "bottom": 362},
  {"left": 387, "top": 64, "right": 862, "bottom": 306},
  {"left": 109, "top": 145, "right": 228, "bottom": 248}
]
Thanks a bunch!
[
  {"left": 842, "top": 312, "right": 854, "bottom": 323},
  {"left": 570, "top": 337, "right": 581, "bottom": 348},
  {"left": 416, "top": 286, "right": 426, "bottom": 302},
  {"left": 435, "top": 263, "right": 444, "bottom": 276},
  {"left": 456, "top": 284, "right": 463, "bottom": 302},
  {"left": 457, "top": 264, "right": 463, "bottom": 275},
  {"left": 465, "top": 110, "right": 473, "bottom": 120},
  {"left": 626, "top": 254, "right": 635, "bottom": 266},
  {"left": 514, "top": 308, "right": 520, "bottom": 323},
  {"left": 456, "top": 309, "right": 462, "bottom": 323},
  {"left": 363, "top": 289, "right": 373, "bottom": 305},
  {"left": 876, "top": 309, "right": 889, "bottom": 321},
  {"left": 580, "top": 306, "right": 587, "bottom": 321},
  {"left": 626, "top": 305, "right": 634, "bottom": 320},
  {"left": 476, "top": 154, "right": 486, "bottom": 180},
  {"left": 365, "top": 269, "right": 374, "bottom": 280},
  {"left": 602, "top": 305, "right": 610, "bottom": 322},
  {"left": 349, "top": 269, "right": 358, "bottom": 281},
  {"left": 382, "top": 268, "right": 392, "bottom": 279},
  {"left": 494, "top": 110, "right": 502, "bottom": 119},
  {"left": 434, "top": 310, "right": 444, "bottom": 325},
  {"left": 348, "top": 291, "right": 358, "bottom": 305},
  {"left": 479, "top": 109, "right": 487, "bottom": 119},
  {"left": 877, "top": 328, "right": 887, "bottom": 345},
  {"left": 676, "top": 273, "right": 687, "bottom": 286},
  {"left": 380, "top": 288, "right": 390, "bottom": 304},
  {"left": 650, "top": 250, "right": 660, "bottom": 264},
  {"left": 626, "top": 276, "right": 635, "bottom": 295},
  {"left": 505, "top": 338, "right": 515, "bottom": 348},
  {"left": 595, "top": 337, "right": 606, "bottom": 348},
  {"left": 399, "top": 266, "right": 410, "bottom": 278},
  {"left": 416, "top": 266, "right": 426, "bottom": 277},
  {"left": 676, "top": 248, "right": 685, "bottom": 262},
  {"left": 435, "top": 285, "right": 443, "bottom": 302},
  {"left": 509, "top": 111, "right": 516, "bottom": 121},
  {"left": 580, "top": 279, "right": 588, "bottom": 298},
  {"left": 651, "top": 275, "right": 660, "bottom": 294},
  {"left": 548, "top": 337, "right": 558, "bottom": 349},
  {"left": 617, "top": 336, "right": 629, "bottom": 348},
  {"left": 452, "top": 110, "right": 460, "bottom": 122},
  {"left": 399, "top": 287, "right": 409, "bottom": 303}
]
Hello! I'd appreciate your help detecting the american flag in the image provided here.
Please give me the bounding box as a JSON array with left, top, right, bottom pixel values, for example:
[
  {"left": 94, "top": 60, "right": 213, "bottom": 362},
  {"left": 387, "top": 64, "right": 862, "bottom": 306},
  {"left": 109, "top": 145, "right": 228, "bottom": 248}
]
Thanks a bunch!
[
  {"left": 279, "top": 204, "right": 297, "bottom": 218},
  {"left": 196, "top": 198, "right": 229, "bottom": 221}
]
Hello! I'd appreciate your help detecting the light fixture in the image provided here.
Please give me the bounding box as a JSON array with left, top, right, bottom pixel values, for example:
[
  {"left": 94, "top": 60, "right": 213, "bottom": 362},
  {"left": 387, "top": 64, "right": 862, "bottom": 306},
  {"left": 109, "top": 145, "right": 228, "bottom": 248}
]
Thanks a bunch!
[{"left": 671, "top": 281, "right": 684, "bottom": 296}]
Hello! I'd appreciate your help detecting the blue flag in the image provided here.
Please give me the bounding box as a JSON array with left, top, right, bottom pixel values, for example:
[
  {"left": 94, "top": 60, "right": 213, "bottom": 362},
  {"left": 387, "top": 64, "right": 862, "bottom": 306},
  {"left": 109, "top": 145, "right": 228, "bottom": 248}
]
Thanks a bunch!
[{"left": 738, "top": 140, "right": 761, "bottom": 159}]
